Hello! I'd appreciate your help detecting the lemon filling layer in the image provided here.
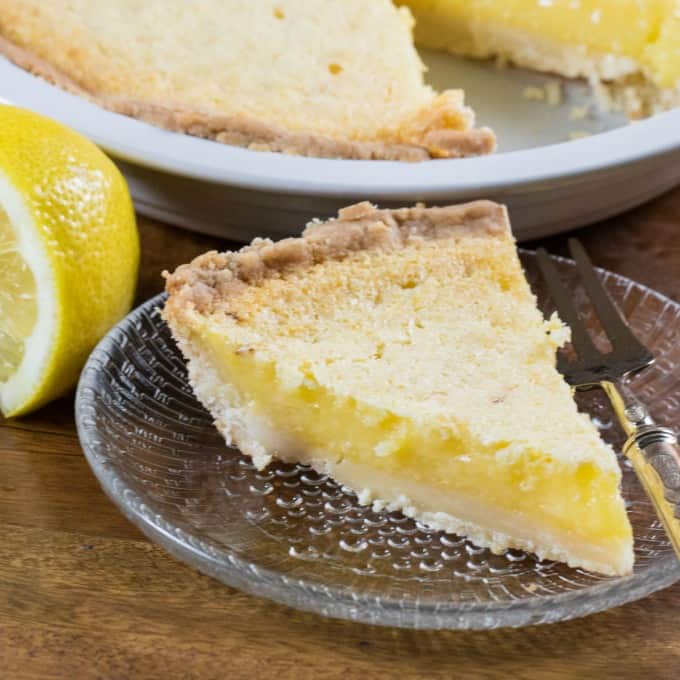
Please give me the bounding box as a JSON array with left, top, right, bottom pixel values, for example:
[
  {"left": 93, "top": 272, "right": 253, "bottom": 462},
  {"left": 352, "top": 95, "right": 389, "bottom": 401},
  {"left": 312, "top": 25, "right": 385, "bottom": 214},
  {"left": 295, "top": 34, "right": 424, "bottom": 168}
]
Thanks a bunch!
[
  {"left": 200, "top": 334, "right": 631, "bottom": 553},
  {"left": 401, "top": 0, "right": 680, "bottom": 88}
]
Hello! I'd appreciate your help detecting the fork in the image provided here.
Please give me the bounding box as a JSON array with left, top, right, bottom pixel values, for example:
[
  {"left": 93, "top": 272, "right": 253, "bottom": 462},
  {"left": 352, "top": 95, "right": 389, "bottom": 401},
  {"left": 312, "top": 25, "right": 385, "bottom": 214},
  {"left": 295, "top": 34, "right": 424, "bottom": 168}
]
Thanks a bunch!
[{"left": 536, "top": 239, "right": 680, "bottom": 560}]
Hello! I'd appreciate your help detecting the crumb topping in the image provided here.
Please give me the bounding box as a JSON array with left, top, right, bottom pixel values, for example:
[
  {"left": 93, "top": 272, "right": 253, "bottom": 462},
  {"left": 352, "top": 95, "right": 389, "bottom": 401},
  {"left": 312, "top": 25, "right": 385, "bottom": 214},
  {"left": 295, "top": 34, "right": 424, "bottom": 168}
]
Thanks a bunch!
[{"left": 164, "top": 201, "right": 509, "bottom": 318}]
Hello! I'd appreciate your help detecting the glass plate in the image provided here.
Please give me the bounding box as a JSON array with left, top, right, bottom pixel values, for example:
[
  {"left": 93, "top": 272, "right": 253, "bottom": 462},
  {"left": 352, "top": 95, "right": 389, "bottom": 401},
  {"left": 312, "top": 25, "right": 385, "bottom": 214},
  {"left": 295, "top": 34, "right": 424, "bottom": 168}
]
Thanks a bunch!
[{"left": 76, "top": 252, "right": 680, "bottom": 630}]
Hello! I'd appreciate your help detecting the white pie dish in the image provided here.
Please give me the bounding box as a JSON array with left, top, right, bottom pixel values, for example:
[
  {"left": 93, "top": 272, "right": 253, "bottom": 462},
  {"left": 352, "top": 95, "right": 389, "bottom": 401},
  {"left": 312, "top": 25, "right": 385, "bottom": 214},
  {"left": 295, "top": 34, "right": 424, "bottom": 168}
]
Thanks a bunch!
[{"left": 2, "top": 51, "right": 679, "bottom": 241}]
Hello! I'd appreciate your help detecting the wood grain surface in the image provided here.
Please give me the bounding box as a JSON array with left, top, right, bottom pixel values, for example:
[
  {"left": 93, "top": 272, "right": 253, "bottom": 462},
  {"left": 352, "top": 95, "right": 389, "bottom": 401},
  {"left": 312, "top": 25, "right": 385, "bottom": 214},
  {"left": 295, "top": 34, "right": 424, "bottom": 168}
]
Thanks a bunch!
[{"left": 2, "top": 188, "right": 680, "bottom": 680}]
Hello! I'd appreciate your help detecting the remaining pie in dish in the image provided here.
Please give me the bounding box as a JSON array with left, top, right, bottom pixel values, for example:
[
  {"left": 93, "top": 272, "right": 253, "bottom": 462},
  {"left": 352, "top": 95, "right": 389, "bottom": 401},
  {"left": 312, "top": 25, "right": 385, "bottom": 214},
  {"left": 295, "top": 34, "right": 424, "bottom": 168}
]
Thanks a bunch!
[
  {"left": 1, "top": 2, "right": 678, "bottom": 158},
  {"left": 163, "top": 200, "right": 634, "bottom": 576},
  {"left": 399, "top": 0, "right": 680, "bottom": 117},
  {"left": 0, "top": 0, "right": 494, "bottom": 161}
]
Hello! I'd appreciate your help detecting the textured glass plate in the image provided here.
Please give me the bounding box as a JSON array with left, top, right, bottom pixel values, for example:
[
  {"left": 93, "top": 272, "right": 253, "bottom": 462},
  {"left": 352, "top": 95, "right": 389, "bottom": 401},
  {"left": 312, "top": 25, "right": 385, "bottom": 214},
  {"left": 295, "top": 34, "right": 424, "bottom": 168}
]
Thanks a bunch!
[{"left": 76, "top": 252, "right": 680, "bottom": 630}]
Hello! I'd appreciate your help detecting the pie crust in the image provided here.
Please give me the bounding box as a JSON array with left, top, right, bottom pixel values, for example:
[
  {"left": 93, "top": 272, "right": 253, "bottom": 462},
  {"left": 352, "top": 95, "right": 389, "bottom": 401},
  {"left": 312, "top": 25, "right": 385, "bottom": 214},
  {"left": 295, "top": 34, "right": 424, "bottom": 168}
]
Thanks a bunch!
[
  {"left": 0, "top": 36, "right": 495, "bottom": 162},
  {"left": 164, "top": 200, "right": 508, "bottom": 320}
]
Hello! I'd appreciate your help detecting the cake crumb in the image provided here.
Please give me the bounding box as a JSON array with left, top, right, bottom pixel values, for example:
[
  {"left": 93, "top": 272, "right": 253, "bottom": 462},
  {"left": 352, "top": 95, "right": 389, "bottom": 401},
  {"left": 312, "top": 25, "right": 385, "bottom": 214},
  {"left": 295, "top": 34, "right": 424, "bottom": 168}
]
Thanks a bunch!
[
  {"left": 544, "top": 79, "right": 563, "bottom": 106},
  {"left": 569, "top": 130, "right": 591, "bottom": 140},
  {"left": 357, "top": 488, "right": 373, "bottom": 505},
  {"left": 569, "top": 105, "right": 590, "bottom": 120},
  {"left": 494, "top": 54, "right": 510, "bottom": 69},
  {"left": 522, "top": 80, "right": 562, "bottom": 106},
  {"left": 522, "top": 85, "right": 545, "bottom": 101}
]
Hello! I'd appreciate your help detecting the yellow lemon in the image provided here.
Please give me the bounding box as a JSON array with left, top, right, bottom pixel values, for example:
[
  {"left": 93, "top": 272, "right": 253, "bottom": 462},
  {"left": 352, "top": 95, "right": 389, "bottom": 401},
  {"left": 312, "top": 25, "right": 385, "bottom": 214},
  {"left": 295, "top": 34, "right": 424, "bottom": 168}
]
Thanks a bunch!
[{"left": 0, "top": 105, "right": 139, "bottom": 417}]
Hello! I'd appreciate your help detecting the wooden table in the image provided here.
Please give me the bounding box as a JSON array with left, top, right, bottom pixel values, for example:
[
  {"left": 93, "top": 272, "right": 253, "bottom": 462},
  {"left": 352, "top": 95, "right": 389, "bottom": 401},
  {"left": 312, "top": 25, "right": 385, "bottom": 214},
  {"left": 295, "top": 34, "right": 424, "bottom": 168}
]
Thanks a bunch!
[{"left": 2, "top": 189, "right": 680, "bottom": 680}]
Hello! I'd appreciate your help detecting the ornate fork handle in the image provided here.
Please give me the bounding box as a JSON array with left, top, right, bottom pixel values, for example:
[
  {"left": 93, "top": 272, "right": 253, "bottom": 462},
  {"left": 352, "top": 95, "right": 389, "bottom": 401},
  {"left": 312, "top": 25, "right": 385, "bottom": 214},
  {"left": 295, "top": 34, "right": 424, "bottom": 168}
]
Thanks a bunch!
[{"left": 603, "top": 379, "right": 680, "bottom": 558}]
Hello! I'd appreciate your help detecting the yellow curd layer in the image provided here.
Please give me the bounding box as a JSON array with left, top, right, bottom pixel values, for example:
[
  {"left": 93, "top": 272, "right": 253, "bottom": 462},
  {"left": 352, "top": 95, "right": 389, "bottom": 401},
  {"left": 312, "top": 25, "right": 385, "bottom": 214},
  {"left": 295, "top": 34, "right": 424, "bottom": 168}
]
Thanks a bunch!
[
  {"left": 401, "top": 0, "right": 680, "bottom": 87},
  {"left": 200, "top": 326, "right": 632, "bottom": 548}
]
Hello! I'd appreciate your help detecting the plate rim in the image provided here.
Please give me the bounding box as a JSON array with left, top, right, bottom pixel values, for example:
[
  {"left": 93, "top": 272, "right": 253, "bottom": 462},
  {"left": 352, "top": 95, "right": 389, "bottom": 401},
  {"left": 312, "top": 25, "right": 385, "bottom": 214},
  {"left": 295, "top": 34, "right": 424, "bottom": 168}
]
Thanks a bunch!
[
  {"left": 3, "top": 56, "right": 680, "bottom": 198},
  {"left": 75, "top": 253, "right": 680, "bottom": 630}
]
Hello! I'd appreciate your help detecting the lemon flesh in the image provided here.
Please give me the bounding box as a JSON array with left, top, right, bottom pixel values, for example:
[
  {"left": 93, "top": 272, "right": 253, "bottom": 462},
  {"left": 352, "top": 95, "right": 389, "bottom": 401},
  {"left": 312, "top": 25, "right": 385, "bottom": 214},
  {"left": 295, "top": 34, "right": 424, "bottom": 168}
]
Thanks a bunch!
[
  {"left": 0, "top": 105, "right": 139, "bottom": 417},
  {"left": 0, "top": 204, "right": 37, "bottom": 383}
]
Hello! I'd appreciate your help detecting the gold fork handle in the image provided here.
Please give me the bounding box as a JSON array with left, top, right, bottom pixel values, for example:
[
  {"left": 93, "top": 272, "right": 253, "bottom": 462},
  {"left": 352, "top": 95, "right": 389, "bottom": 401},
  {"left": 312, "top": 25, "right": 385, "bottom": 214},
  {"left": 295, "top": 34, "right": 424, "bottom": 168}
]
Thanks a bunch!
[
  {"left": 625, "top": 431, "right": 680, "bottom": 559},
  {"left": 602, "top": 380, "right": 680, "bottom": 560}
]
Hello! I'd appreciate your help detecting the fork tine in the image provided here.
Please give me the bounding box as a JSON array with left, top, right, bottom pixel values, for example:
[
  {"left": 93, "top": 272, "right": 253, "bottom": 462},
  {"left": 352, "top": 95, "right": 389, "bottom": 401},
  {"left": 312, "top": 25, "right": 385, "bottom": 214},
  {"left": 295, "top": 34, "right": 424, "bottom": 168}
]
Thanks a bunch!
[
  {"left": 567, "top": 238, "right": 651, "bottom": 360},
  {"left": 536, "top": 248, "right": 600, "bottom": 362}
]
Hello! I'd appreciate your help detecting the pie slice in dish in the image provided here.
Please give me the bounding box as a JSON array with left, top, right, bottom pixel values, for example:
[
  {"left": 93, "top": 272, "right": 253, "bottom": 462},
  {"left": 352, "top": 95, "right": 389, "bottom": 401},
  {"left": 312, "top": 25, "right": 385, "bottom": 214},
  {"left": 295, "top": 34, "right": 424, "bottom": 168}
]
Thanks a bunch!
[
  {"left": 0, "top": 0, "right": 494, "bottom": 160},
  {"left": 399, "top": 0, "right": 680, "bottom": 117},
  {"left": 163, "top": 201, "right": 634, "bottom": 576}
]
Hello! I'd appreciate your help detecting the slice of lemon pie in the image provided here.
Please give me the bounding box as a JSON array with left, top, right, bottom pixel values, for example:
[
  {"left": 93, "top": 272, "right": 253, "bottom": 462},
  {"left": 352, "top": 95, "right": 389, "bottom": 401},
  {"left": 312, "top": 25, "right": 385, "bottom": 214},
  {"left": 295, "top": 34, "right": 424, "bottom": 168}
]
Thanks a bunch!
[{"left": 163, "top": 201, "right": 634, "bottom": 576}]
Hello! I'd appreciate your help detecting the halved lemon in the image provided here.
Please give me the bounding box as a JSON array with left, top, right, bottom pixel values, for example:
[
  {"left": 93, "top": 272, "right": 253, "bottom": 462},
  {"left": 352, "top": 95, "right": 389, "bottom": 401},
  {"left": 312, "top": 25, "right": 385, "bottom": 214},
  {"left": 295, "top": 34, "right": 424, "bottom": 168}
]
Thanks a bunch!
[{"left": 0, "top": 105, "right": 139, "bottom": 417}]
